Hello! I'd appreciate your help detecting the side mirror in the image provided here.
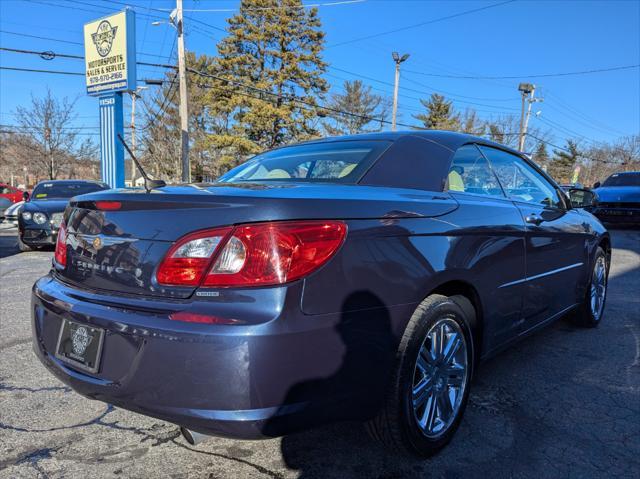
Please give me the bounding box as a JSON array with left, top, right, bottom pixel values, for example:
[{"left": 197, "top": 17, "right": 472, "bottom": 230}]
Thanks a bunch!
[
  {"left": 23, "top": 191, "right": 30, "bottom": 202},
  {"left": 592, "top": 181, "right": 601, "bottom": 189},
  {"left": 569, "top": 188, "right": 597, "bottom": 209}
]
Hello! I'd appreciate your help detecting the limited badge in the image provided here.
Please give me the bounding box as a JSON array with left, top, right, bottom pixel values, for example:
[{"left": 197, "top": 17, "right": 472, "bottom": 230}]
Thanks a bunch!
[
  {"left": 92, "top": 236, "right": 102, "bottom": 250},
  {"left": 71, "top": 326, "right": 93, "bottom": 357},
  {"left": 91, "top": 20, "right": 118, "bottom": 57}
]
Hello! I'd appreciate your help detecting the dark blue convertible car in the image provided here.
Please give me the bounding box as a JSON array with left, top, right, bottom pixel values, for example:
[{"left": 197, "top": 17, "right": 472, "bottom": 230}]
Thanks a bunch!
[{"left": 32, "top": 131, "right": 610, "bottom": 457}]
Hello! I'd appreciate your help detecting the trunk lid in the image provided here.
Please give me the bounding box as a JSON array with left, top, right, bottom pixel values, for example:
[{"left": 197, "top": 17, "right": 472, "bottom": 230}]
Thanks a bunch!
[{"left": 59, "top": 183, "right": 457, "bottom": 298}]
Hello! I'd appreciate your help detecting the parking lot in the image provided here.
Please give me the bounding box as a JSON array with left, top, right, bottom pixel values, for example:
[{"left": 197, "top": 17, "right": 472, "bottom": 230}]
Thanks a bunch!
[{"left": 0, "top": 223, "right": 638, "bottom": 479}]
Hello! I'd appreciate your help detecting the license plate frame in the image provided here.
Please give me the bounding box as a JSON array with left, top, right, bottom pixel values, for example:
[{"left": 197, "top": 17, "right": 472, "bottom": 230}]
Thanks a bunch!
[{"left": 55, "top": 319, "right": 105, "bottom": 374}]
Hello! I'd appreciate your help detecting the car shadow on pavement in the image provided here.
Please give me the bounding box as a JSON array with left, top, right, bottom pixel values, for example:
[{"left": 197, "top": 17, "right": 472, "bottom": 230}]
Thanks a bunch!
[
  {"left": 0, "top": 226, "right": 20, "bottom": 259},
  {"left": 272, "top": 229, "right": 640, "bottom": 479}
]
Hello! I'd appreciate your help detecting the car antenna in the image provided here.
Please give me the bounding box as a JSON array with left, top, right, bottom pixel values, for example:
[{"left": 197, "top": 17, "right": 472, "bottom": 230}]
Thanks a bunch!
[{"left": 117, "top": 134, "right": 166, "bottom": 193}]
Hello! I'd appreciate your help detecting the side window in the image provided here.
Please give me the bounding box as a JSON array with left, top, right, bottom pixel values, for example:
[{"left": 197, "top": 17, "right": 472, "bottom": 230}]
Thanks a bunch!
[
  {"left": 479, "top": 146, "right": 562, "bottom": 208},
  {"left": 0, "top": 186, "right": 9, "bottom": 194},
  {"left": 447, "top": 144, "right": 504, "bottom": 197}
]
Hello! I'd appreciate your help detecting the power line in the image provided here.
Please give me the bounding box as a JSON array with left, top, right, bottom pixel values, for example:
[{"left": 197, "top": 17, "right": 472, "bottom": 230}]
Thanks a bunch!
[
  {"left": 93, "top": 0, "right": 226, "bottom": 34},
  {"left": 0, "top": 60, "right": 522, "bottom": 133},
  {"left": 0, "top": 123, "right": 102, "bottom": 131},
  {"left": 163, "top": 0, "right": 367, "bottom": 12},
  {"left": 0, "top": 66, "right": 84, "bottom": 76},
  {"left": 140, "top": 74, "right": 179, "bottom": 130},
  {"left": 326, "top": 0, "right": 516, "bottom": 48},
  {"left": 401, "top": 73, "right": 517, "bottom": 102},
  {"left": 0, "top": 32, "right": 172, "bottom": 60},
  {"left": 0, "top": 47, "right": 83, "bottom": 60},
  {"left": 22, "top": 0, "right": 223, "bottom": 37},
  {"left": 0, "top": 47, "right": 175, "bottom": 71},
  {"left": 534, "top": 116, "right": 597, "bottom": 147},
  {"left": 543, "top": 90, "right": 631, "bottom": 137},
  {"left": 403, "top": 64, "right": 640, "bottom": 80},
  {"left": 0, "top": 29, "right": 83, "bottom": 46},
  {"left": 524, "top": 133, "right": 620, "bottom": 165},
  {"left": 1, "top": 111, "right": 97, "bottom": 119},
  {"left": 330, "top": 65, "right": 519, "bottom": 112}
]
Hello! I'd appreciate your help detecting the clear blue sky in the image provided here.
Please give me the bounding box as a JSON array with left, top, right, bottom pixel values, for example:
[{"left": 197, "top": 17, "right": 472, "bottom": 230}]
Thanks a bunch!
[{"left": 1, "top": 0, "right": 638, "bottom": 152}]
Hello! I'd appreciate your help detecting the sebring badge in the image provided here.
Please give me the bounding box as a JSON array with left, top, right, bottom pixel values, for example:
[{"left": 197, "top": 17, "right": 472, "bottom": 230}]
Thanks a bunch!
[
  {"left": 71, "top": 326, "right": 93, "bottom": 357},
  {"left": 91, "top": 20, "right": 118, "bottom": 57},
  {"left": 92, "top": 237, "right": 102, "bottom": 250}
]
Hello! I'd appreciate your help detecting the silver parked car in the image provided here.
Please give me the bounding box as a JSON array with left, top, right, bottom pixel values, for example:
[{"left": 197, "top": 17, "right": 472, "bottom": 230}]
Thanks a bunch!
[{"left": 3, "top": 200, "right": 24, "bottom": 226}]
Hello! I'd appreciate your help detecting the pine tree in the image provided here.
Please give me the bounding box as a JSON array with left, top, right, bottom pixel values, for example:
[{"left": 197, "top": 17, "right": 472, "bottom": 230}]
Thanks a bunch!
[
  {"left": 533, "top": 142, "right": 549, "bottom": 168},
  {"left": 323, "top": 80, "right": 388, "bottom": 136},
  {"left": 413, "top": 93, "right": 460, "bottom": 131},
  {"left": 204, "top": 0, "right": 328, "bottom": 170},
  {"left": 548, "top": 140, "right": 580, "bottom": 183}
]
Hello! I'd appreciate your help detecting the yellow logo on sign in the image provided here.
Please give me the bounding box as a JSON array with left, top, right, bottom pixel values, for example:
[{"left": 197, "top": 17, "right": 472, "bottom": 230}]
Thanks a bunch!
[
  {"left": 91, "top": 20, "right": 118, "bottom": 57},
  {"left": 92, "top": 237, "right": 102, "bottom": 250}
]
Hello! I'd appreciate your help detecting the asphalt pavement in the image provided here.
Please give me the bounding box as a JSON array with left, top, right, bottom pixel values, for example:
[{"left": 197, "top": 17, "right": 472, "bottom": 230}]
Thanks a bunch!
[{"left": 1, "top": 222, "right": 638, "bottom": 478}]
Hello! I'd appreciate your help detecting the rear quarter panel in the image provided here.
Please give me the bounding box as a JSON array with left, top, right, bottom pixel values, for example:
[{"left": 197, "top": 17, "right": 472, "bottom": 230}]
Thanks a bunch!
[{"left": 301, "top": 193, "right": 528, "bottom": 356}]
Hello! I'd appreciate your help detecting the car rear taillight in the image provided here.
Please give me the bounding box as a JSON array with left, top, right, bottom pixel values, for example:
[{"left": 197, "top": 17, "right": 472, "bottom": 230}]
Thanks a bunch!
[
  {"left": 156, "top": 227, "right": 233, "bottom": 286},
  {"left": 156, "top": 221, "right": 346, "bottom": 288},
  {"left": 204, "top": 221, "right": 346, "bottom": 287},
  {"left": 54, "top": 222, "right": 67, "bottom": 267}
]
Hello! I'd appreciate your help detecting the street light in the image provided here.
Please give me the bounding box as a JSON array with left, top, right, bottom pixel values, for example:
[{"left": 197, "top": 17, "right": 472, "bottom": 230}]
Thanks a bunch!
[
  {"left": 151, "top": 9, "right": 177, "bottom": 28},
  {"left": 517, "top": 83, "right": 540, "bottom": 151},
  {"left": 391, "top": 52, "right": 410, "bottom": 131}
]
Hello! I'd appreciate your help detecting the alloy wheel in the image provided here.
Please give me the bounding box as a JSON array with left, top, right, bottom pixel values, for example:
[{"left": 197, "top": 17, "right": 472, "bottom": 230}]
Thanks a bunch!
[
  {"left": 590, "top": 255, "right": 607, "bottom": 320},
  {"left": 412, "top": 317, "right": 469, "bottom": 439}
]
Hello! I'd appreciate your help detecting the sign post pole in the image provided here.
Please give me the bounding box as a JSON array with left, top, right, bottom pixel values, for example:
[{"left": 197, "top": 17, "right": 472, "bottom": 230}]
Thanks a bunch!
[
  {"left": 84, "top": 9, "right": 136, "bottom": 189},
  {"left": 98, "top": 93, "right": 124, "bottom": 187}
]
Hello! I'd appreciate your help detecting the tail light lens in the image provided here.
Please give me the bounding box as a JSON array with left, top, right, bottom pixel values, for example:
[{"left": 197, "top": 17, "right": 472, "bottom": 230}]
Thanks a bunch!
[
  {"left": 156, "top": 221, "right": 346, "bottom": 288},
  {"left": 156, "top": 227, "right": 232, "bottom": 286},
  {"left": 54, "top": 222, "right": 67, "bottom": 267}
]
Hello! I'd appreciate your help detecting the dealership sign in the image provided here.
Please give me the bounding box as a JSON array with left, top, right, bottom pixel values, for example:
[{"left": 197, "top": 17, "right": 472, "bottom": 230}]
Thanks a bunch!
[
  {"left": 84, "top": 9, "right": 136, "bottom": 188},
  {"left": 83, "top": 10, "right": 136, "bottom": 96}
]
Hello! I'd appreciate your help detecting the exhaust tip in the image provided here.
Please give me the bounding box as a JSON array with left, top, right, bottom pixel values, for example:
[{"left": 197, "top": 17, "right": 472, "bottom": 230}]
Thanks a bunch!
[{"left": 180, "top": 426, "right": 211, "bottom": 446}]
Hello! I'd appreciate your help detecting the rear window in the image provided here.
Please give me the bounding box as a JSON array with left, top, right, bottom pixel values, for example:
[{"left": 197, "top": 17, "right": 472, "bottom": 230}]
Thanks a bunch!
[
  {"left": 602, "top": 173, "right": 640, "bottom": 187},
  {"left": 32, "top": 182, "right": 109, "bottom": 199},
  {"left": 218, "top": 141, "right": 391, "bottom": 184}
]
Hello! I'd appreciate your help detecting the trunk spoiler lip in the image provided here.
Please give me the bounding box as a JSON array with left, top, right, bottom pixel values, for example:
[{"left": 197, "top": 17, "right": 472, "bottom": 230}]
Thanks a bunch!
[{"left": 69, "top": 183, "right": 450, "bottom": 202}]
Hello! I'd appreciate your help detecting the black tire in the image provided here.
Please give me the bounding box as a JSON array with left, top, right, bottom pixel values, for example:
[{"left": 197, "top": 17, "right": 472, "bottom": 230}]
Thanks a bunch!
[
  {"left": 569, "top": 246, "right": 609, "bottom": 328},
  {"left": 366, "top": 294, "right": 474, "bottom": 457}
]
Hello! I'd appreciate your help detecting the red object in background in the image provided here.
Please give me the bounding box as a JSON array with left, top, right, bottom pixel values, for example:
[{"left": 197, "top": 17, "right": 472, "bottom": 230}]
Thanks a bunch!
[{"left": 0, "top": 183, "right": 24, "bottom": 203}]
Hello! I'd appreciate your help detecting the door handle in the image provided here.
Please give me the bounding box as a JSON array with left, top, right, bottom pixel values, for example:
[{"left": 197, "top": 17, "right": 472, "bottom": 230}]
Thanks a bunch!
[{"left": 525, "top": 213, "right": 543, "bottom": 225}]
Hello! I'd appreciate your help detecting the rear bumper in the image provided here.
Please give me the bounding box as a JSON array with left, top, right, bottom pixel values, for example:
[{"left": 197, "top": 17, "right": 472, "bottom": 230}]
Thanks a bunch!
[{"left": 31, "top": 274, "right": 396, "bottom": 438}]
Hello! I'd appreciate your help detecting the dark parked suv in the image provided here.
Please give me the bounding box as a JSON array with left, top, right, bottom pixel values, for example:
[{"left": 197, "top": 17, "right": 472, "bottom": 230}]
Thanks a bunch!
[
  {"left": 32, "top": 131, "right": 609, "bottom": 456},
  {"left": 592, "top": 171, "right": 640, "bottom": 225}
]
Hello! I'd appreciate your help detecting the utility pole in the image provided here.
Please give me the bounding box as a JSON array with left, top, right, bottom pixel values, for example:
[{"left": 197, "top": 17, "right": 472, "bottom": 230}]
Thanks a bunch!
[
  {"left": 517, "top": 83, "right": 542, "bottom": 152},
  {"left": 176, "top": 0, "right": 190, "bottom": 182},
  {"left": 391, "top": 52, "right": 410, "bottom": 131},
  {"left": 44, "top": 123, "right": 52, "bottom": 179}
]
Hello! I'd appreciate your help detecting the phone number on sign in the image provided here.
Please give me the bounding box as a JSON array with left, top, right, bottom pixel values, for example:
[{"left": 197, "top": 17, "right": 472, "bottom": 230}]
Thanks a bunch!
[{"left": 89, "top": 72, "right": 124, "bottom": 84}]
